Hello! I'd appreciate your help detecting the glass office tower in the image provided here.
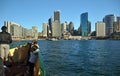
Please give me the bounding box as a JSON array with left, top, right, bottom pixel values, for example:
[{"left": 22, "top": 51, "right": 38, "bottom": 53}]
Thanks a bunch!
[
  {"left": 81, "top": 12, "right": 88, "bottom": 36},
  {"left": 48, "top": 17, "right": 53, "bottom": 33},
  {"left": 103, "top": 14, "right": 114, "bottom": 36}
]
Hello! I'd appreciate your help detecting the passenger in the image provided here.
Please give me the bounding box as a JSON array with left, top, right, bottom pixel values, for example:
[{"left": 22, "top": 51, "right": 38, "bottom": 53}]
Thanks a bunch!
[
  {"left": 28, "top": 40, "right": 40, "bottom": 76},
  {"left": 0, "top": 26, "right": 12, "bottom": 67}
]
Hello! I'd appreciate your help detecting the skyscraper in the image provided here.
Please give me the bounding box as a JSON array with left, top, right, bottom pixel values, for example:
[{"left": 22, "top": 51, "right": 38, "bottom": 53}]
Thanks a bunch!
[
  {"left": 48, "top": 17, "right": 53, "bottom": 31},
  {"left": 117, "top": 17, "right": 120, "bottom": 32},
  {"left": 32, "top": 26, "right": 38, "bottom": 39},
  {"left": 78, "top": 24, "right": 82, "bottom": 35},
  {"left": 54, "top": 10, "right": 60, "bottom": 22},
  {"left": 42, "top": 23, "right": 48, "bottom": 37},
  {"left": 52, "top": 10, "right": 61, "bottom": 38},
  {"left": 68, "top": 22, "right": 74, "bottom": 35},
  {"left": 87, "top": 21, "right": 91, "bottom": 36},
  {"left": 117, "top": 17, "right": 120, "bottom": 21},
  {"left": 4, "top": 21, "right": 11, "bottom": 33},
  {"left": 52, "top": 21, "right": 61, "bottom": 38},
  {"left": 48, "top": 17, "right": 53, "bottom": 36},
  {"left": 103, "top": 14, "right": 115, "bottom": 36},
  {"left": 81, "top": 12, "right": 88, "bottom": 36},
  {"left": 61, "top": 22, "right": 67, "bottom": 35},
  {"left": 96, "top": 22, "right": 106, "bottom": 37},
  {"left": 4, "top": 21, "right": 22, "bottom": 37}
]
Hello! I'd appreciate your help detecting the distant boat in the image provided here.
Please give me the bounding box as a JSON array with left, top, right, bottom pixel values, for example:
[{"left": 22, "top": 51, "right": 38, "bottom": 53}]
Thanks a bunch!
[
  {"left": 5, "top": 43, "right": 45, "bottom": 76},
  {"left": 49, "top": 38, "right": 58, "bottom": 41}
]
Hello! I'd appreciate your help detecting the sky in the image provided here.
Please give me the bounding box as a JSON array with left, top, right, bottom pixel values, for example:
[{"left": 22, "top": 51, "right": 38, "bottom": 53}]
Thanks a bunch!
[{"left": 0, "top": 0, "right": 120, "bottom": 32}]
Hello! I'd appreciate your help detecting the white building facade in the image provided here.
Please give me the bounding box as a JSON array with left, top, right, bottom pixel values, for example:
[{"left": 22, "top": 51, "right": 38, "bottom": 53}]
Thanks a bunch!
[
  {"left": 42, "top": 23, "right": 48, "bottom": 37},
  {"left": 96, "top": 22, "right": 106, "bottom": 37},
  {"left": 4, "top": 21, "right": 38, "bottom": 40}
]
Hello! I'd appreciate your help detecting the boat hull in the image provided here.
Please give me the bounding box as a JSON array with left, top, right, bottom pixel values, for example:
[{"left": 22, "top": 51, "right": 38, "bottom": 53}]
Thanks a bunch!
[{"left": 5, "top": 43, "right": 42, "bottom": 76}]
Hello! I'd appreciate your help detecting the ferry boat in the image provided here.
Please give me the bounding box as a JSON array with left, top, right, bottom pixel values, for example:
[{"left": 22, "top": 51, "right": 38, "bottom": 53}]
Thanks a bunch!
[
  {"left": 5, "top": 43, "right": 45, "bottom": 76},
  {"left": 48, "top": 38, "right": 58, "bottom": 41}
]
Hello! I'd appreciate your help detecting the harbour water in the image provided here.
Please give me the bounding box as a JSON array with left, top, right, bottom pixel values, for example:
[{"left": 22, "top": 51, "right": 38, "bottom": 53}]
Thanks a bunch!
[{"left": 11, "top": 40, "right": 120, "bottom": 76}]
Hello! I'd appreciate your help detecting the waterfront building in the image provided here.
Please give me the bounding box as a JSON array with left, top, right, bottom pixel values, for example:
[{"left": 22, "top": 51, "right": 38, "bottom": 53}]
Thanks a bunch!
[
  {"left": 81, "top": 12, "right": 89, "bottom": 36},
  {"left": 114, "top": 17, "right": 120, "bottom": 32},
  {"left": 4, "top": 21, "right": 22, "bottom": 39},
  {"left": 61, "top": 23, "right": 67, "bottom": 34},
  {"left": 22, "top": 27, "right": 33, "bottom": 39},
  {"left": 117, "top": 17, "right": 120, "bottom": 20},
  {"left": 22, "top": 28, "right": 27, "bottom": 38},
  {"left": 68, "top": 22, "right": 74, "bottom": 35},
  {"left": 78, "top": 24, "right": 82, "bottom": 35},
  {"left": 113, "top": 22, "right": 117, "bottom": 32},
  {"left": 38, "top": 32, "right": 42, "bottom": 37},
  {"left": 48, "top": 17, "right": 53, "bottom": 35},
  {"left": 87, "top": 21, "right": 91, "bottom": 36},
  {"left": 42, "top": 23, "right": 48, "bottom": 37},
  {"left": 38, "top": 32, "right": 43, "bottom": 39},
  {"left": 54, "top": 10, "right": 60, "bottom": 22},
  {"left": 96, "top": 22, "right": 106, "bottom": 37},
  {"left": 65, "top": 21, "right": 70, "bottom": 31},
  {"left": 103, "top": 14, "right": 115, "bottom": 36},
  {"left": 79, "top": 18, "right": 91, "bottom": 36},
  {"left": 116, "top": 17, "right": 120, "bottom": 32},
  {"left": 61, "top": 22, "right": 70, "bottom": 35},
  {"left": 4, "top": 21, "right": 38, "bottom": 40},
  {"left": 12, "top": 24, "right": 22, "bottom": 38},
  {"left": 4, "top": 21, "right": 11, "bottom": 33},
  {"left": 52, "top": 20, "right": 61, "bottom": 38},
  {"left": 51, "top": 10, "right": 61, "bottom": 38},
  {"left": 32, "top": 26, "right": 38, "bottom": 39},
  {"left": 65, "top": 21, "right": 74, "bottom": 35},
  {"left": 61, "top": 22, "right": 74, "bottom": 39},
  {"left": 26, "top": 29, "right": 32, "bottom": 37}
]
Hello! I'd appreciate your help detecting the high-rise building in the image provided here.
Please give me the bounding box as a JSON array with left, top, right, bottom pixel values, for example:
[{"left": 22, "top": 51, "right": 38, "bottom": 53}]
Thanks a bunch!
[
  {"left": 78, "top": 24, "right": 82, "bottom": 35},
  {"left": 81, "top": 12, "right": 88, "bottom": 36},
  {"left": 113, "top": 17, "right": 120, "bottom": 32},
  {"left": 68, "top": 22, "right": 74, "bottom": 35},
  {"left": 65, "top": 21, "right": 69, "bottom": 31},
  {"left": 61, "top": 22, "right": 67, "bottom": 35},
  {"left": 51, "top": 10, "right": 61, "bottom": 38},
  {"left": 117, "top": 17, "right": 120, "bottom": 21},
  {"left": 48, "top": 17, "right": 53, "bottom": 33},
  {"left": 4, "top": 21, "right": 22, "bottom": 38},
  {"left": 4, "top": 21, "right": 11, "bottom": 33},
  {"left": 52, "top": 21, "right": 61, "bottom": 38},
  {"left": 4, "top": 21, "right": 38, "bottom": 39},
  {"left": 42, "top": 23, "right": 48, "bottom": 37},
  {"left": 54, "top": 10, "right": 60, "bottom": 22},
  {"left": 26, "top": 29, "right": 32, "bottom": 37},
  {"left": 103, "top": 14, "right": 115, "bottom": 36},
  {"left": 113, "top": 22, "right": 117, "bottom": 32},
  {"left": 32, "top": 26, "right": 38, "bottom": 39},
  {"left": 96, "top": 22, "right": 106, "bottom": 37},
  {"left": 117, "top": 17, "right": 120, "bottom": 32},
  {"left": 87, "top": 21, "right": 91, "bottom": 36}
]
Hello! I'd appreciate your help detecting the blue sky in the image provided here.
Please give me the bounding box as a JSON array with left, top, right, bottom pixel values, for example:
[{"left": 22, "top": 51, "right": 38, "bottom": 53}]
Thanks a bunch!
[{"left": 0, "top": 0, "right": 120, "bottom": 32}]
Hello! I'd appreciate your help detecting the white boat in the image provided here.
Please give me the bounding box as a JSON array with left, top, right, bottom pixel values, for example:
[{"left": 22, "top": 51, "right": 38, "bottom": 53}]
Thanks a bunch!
[{"left": 49, "top": 38, "right": 58, "bottom": 41}]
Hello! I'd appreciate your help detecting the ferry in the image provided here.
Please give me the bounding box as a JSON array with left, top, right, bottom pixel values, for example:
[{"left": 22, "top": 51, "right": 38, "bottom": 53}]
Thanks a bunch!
[
  {"left": 48, "top": 38, "right": 59, "bottom": 41},
  {"left": 5, "top": 43, "right": 45, "bottom": 76}
]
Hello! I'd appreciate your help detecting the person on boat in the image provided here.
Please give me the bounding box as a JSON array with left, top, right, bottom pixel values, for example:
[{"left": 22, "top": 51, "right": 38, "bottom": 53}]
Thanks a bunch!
[
  {"left": 28, "top": 40, "right": 40, "bottom": 76},
  {"left": 0, "top": 26, "right": 12, "bottom": 67}
]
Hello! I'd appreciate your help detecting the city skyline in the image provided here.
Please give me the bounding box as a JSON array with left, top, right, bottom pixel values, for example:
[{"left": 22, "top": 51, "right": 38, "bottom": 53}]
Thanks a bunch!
[{"left": 0, "top": 0, "right": 120, "bottom": 32}]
